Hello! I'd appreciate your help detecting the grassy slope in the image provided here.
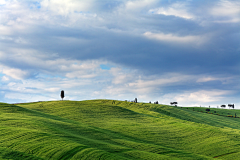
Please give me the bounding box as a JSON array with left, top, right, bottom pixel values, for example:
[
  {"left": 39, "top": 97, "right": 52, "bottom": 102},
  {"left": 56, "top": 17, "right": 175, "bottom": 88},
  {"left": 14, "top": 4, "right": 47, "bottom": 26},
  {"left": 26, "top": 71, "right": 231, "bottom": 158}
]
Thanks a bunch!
[{"left": 0, "top": 100, "right": 240, "bottom": 159}]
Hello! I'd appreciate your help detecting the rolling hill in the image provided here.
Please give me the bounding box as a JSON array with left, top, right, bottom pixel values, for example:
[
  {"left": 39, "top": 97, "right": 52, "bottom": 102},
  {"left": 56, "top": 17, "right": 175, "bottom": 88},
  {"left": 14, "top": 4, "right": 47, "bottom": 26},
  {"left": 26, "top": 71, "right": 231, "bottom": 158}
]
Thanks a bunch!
[{"left": 0, "top": 100, "right": 240, "bottom": 159}]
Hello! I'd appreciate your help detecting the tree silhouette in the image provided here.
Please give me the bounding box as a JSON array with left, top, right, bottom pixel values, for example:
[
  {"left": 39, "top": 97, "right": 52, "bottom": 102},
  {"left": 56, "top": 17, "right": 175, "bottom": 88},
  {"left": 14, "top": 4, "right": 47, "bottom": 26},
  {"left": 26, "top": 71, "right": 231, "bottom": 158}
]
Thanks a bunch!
[
  {"left": 170, "top": 102, "right": 178, "bottom": 106},
  {"left": 221, "top": 105, "right": 226, "bottom": 109},
  {"left": 134, "top": 98, "right": 137, "bottom": 103},
  {"left": 228, "top": 104, "right": 234, "bottom": 109},
  {"left": 60, "top": 90, "right": 65, "bottom": 101}
]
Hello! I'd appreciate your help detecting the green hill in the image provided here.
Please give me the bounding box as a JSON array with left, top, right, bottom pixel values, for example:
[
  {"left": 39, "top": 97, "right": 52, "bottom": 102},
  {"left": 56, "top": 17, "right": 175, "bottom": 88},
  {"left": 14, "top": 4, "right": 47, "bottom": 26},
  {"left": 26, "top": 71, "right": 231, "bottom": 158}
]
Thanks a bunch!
[{"left": 0, "top": 100, "right": 240, "bottom": 159}]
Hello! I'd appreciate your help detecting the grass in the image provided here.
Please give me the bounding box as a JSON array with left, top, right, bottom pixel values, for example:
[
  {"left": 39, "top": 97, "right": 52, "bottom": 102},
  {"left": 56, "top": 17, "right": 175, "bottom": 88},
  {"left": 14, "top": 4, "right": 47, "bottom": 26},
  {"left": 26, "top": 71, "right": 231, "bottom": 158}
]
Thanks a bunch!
[{"left": 0, "top": 100, "right": 240, "bottom": 159}]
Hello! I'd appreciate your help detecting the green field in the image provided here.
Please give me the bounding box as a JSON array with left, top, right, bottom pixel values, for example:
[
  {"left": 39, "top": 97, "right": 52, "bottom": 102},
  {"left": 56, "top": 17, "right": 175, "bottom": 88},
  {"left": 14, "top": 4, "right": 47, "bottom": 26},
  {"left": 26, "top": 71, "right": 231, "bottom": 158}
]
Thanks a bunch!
[{"left": 1, "top": 100, "right": 240, "bottom": 159}]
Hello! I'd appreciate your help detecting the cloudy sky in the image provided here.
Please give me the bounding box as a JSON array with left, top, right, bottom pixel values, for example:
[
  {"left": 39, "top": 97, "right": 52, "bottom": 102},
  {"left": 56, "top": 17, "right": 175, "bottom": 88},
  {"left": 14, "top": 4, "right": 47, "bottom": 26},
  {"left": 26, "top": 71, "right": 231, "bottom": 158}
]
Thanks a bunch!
[{"left": 0, "top": 0, "right": 239, "bottom": 107}]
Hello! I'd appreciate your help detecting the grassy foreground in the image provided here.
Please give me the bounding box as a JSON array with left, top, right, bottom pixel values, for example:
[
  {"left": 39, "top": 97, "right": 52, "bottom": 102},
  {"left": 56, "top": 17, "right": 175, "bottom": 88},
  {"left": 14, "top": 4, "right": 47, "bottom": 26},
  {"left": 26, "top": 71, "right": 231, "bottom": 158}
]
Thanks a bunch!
[{"left": 0, "top": 100, "right": 240, "bottom": 159}]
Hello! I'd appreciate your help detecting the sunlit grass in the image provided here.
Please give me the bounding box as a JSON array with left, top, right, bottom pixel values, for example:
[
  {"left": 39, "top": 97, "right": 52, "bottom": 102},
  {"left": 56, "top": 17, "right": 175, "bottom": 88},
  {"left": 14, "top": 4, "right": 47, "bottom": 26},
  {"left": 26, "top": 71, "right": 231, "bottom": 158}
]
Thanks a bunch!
[{"left": 0, "top": 100, "right": 240, "bottom": 159}]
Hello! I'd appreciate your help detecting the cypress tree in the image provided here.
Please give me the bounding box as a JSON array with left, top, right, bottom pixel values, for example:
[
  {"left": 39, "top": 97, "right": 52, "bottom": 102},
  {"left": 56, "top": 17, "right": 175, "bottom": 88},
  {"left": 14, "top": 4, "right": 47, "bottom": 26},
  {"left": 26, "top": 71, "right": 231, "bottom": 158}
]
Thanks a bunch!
[{"left": 61, "top": 90, "right": 65, "bottom": 101}]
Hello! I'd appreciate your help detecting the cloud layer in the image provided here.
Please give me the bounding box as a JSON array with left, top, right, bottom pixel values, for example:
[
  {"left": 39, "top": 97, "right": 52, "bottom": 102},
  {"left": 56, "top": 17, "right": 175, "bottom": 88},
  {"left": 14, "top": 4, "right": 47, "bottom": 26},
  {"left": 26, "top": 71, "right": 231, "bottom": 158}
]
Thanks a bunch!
[{"left": 0, "top": 0, "right": 239, "bottom": 107}]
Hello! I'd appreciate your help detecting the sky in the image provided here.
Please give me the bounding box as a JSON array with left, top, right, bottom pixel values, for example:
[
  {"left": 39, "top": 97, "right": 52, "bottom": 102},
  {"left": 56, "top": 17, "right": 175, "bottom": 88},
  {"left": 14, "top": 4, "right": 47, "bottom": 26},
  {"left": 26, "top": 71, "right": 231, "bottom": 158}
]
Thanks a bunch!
[{"left": 0, "top": 0, "right": 239, "bottom": 107}]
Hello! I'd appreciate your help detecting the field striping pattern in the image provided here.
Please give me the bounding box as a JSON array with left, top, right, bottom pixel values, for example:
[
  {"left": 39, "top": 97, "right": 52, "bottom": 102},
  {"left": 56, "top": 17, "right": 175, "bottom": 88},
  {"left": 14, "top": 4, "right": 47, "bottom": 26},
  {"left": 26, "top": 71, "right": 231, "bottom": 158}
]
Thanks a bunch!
[{"left": 1, "top": 100, "right": 240, "bottom": 159}]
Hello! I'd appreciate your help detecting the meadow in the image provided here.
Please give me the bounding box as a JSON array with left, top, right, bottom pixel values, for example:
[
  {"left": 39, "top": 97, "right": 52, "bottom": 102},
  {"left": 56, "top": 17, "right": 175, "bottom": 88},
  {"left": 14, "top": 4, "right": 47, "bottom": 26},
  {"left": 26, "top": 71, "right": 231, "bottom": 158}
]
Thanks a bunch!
[{"left": 0, "top": 100, "right": 240, "bottom": 159}]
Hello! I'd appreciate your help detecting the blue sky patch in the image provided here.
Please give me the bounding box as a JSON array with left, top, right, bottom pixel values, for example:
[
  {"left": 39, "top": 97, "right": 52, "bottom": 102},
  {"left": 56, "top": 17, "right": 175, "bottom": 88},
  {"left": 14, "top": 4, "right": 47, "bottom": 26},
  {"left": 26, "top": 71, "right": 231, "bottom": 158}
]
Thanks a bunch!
[
  {"left": 100, "top": 64, "right": 112, "bottom": 70},
  {"left": 30, "top": 2, "right": 41, "bottom": 9}
]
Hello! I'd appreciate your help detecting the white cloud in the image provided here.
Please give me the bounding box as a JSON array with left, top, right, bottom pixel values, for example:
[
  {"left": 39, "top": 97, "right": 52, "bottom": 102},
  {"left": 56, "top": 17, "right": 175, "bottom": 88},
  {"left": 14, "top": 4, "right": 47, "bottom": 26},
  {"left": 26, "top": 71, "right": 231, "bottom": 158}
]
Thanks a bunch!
[
  {"left": 149, "top": 2, "right": 194, "bottom": 19},
  {"left": 0, "top": 49, "right": 105, "bottom": 80},
  {"left": 197, "top": 77, "right": 217, "bottom": 83},
  {"left": 0, "top": 0, "right": 7, "bottom": 5},
  {"left": 196, "top": 76, "right": 235, "bottom": 84},
  {"left": 143, "top": 32, "right": 207, "bottom": 45},
  {"left": 175, "top": 90, "right": 233, "bottom": 104},
  {"left": 4, "top": 92, "right": 52, "bottom": 102},
  {"left": 0, "top": 51, "right": 6, "bottom": 59},
  {"left": 1, "top": 76, "right": 9, "bottom": 81},
  {"left": 60, "top": 61, "right": 103, "bottom": 79},
  {"left": 2, "top": 67, "right": 30, "bottom": 80},
  {"left": 66, "top": 72, "right": 97, "bottom": 79},
  {"left": 45, "top": 88, "right": 60, "bottom": 92},
  {"left": 110, "top": 67, "right": 133, "bottom": 85},
  {"left": 0, "top": 25, "right": 13, "bottom": 35},
  {"left": 210, "top": 0, "right": 240, "bottom": 23},
  {"left": 102, "top": 72, "right": 192, "bottom": 98},
  {"left": 211, "top": 0, "right": 240, "bottom": 16},
  {"left": 7, "top": 82, "right": 16, "bottom": 87},
  {"left": 125, "top": 0, "right": 157, "bottom": 11},
  {"left": 40, "top": 0, "right": 95, "bottom": 16},
  {"left": 128, "top": 76, "right": 179, "bottom": 88}
]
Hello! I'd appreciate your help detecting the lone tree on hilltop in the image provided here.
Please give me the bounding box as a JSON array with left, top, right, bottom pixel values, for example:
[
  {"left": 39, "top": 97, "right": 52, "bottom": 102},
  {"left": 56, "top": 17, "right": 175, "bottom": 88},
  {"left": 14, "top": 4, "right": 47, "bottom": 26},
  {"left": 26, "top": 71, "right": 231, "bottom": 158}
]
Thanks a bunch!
[
  {"left": 134, "top": 98, "right": 137, "bottom": 103},
  {"left": 60, "top": 90, "right": 65, "bottom": 101}
]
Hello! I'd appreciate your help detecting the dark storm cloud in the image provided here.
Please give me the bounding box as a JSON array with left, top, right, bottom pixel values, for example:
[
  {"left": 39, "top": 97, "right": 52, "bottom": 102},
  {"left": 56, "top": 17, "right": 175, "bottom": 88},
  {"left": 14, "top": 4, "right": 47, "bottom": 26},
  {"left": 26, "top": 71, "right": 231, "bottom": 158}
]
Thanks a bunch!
[{"left": 8, "top": 22, "right": 237, "bottom": 77}]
